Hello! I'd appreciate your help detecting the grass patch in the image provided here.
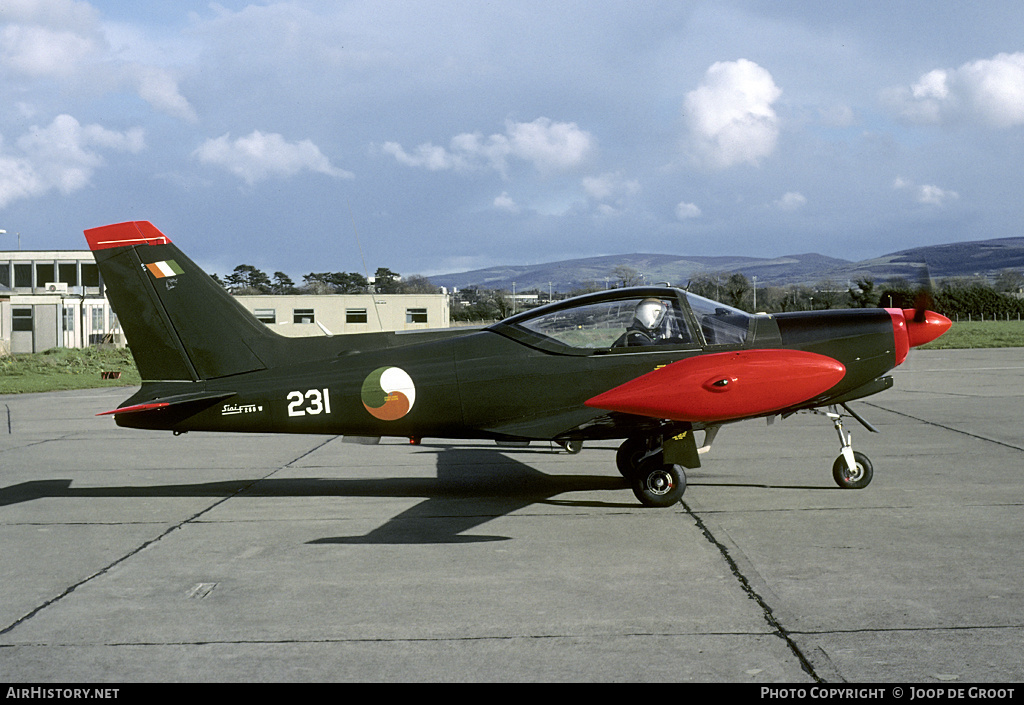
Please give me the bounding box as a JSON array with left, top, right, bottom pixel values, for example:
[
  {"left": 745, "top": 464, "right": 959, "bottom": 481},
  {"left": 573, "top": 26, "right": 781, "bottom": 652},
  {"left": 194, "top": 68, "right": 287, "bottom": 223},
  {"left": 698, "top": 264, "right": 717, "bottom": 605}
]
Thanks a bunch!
[
  {"left": 0, "top": 347, "right": 141, "bottom": 394},
  {"left": 919, "top": 319, "right": 1024, "bottom": 349}
]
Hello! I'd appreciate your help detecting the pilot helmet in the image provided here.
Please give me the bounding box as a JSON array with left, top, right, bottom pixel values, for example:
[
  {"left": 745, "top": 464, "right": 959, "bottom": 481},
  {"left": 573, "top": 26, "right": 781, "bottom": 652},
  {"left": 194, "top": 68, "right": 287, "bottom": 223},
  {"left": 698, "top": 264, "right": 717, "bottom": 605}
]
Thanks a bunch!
[{"left": 635, "top": 298, "right": 667, "bottom": 330}]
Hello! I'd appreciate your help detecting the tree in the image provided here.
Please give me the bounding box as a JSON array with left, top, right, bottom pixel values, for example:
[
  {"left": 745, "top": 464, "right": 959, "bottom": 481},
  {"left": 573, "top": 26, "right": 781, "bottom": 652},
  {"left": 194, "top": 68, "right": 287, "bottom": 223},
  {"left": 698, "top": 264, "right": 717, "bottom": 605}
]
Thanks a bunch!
[
  {"left": 848, "top": 278, "right": 877, "bottom": 308},
  {"left": 373, "top": 267, "right": 401, "bottom": 293},
  {"left": 724, "top": 272, "right": 750, "bottom": 310},
  {"left": 301, "top": 272, "right": 369, "bottom": 294},
  {"left": 685, "top": 272, "right": 722, "bottom": 301},
  {"left": 612, "top": 265, "right": 642, "bottom": 288},
  {"left": 226, "top": 264, "right": 272, "bottom": 294},
  {"left": 271, "top": 271, "right": 297, "bottom": 295},
  {"left": 399, "top": 274, "right": 439, "bottom": 294}
]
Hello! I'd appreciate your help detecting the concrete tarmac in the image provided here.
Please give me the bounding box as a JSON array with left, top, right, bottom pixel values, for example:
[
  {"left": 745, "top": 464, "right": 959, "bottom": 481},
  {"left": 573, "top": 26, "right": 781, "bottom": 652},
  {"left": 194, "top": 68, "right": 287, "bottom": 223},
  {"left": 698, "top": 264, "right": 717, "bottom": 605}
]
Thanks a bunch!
[{"left": 0, "top": 348, "right": 1022, "bottom": 683}]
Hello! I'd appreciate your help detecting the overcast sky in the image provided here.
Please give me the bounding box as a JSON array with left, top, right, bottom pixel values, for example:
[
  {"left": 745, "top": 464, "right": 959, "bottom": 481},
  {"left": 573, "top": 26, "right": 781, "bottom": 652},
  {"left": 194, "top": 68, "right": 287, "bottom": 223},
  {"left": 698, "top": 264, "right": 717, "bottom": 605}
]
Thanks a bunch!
[{"left": 4, "top": 1, "right": 1024, "bottom": 280}]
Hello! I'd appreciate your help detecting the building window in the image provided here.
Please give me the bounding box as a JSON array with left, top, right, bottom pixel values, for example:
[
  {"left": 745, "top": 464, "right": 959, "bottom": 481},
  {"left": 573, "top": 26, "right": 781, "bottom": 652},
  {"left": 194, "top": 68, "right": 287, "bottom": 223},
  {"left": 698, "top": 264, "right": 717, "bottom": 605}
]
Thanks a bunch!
[
  {"left": 63, "top": 307, "right": 75, "bottom": 333},
  {"left": 293, "top": 308, "right": 315, "bottom": 324},
  {"left": 81, "top": 263, "right": 100, "bottom": 288},
  {"left": 59, "top": 263, "right": 78, "bottom": 286},
  {"left": 14, "top": 264, "right": 31, "bottom": 288},
  {"left": 12, "top": 307, "right": 32, "bottom": 332},
  {"left": 91, "top": 307, "right": 105, "bottom": 331},
  {"left": 346, "top": 308, "right": 368, "bottom": 324},
  {"left": 35, "top": 263, "right": 55, "bottom": 288},
  {"left": 254, "top": 308, "right": 276, "bottom": 324},
  {"left": 406, "top": 308, "right": 428, "bottom": 324}
]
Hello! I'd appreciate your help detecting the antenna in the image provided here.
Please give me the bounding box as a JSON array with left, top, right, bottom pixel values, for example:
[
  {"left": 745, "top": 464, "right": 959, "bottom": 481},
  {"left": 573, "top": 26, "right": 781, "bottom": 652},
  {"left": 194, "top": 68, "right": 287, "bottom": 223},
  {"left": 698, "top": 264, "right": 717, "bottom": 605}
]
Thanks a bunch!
[{"left": 347, "top": 199, "right": 384, "bottom": 331}]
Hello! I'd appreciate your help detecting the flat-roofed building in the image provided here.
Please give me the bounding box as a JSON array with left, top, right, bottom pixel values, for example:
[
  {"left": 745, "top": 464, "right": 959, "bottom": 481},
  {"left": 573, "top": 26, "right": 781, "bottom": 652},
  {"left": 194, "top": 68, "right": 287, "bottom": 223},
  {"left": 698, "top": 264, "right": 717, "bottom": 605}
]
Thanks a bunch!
[
  {"left": 235, "top": 293, "right": 450, "bottom": 336},
  {"left": 0, "top": 251, "right": 121, "bottom": 354}
]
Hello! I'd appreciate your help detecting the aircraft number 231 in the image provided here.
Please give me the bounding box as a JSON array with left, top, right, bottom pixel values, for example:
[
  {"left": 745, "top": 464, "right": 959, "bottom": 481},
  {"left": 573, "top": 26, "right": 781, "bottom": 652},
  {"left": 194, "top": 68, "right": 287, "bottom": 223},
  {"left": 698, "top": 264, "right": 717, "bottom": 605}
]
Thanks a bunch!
[{"left": 287, "top": 389, "right": 332, "bottom": 417}]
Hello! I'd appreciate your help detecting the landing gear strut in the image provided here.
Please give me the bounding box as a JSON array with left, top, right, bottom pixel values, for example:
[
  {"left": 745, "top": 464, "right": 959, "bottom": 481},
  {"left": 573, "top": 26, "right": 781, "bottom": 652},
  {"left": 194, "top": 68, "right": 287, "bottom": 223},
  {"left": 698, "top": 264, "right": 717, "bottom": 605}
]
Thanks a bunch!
[{"left": 823, "top": 405, "right": 874, "bottom": 489}]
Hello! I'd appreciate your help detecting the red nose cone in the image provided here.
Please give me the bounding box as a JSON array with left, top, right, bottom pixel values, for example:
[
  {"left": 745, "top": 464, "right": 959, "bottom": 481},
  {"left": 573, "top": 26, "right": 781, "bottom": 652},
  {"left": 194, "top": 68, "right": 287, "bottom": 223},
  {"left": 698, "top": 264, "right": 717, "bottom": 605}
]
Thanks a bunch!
[{"left": 902, "top": 309, "right": 952, "bottom": 348}]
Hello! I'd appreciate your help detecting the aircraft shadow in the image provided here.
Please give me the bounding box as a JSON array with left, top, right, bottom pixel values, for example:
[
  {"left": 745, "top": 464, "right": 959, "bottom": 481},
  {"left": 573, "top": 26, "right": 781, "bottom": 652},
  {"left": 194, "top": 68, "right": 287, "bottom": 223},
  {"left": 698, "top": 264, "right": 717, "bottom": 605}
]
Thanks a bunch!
[{"left": 0, "top": 448, "right": 631, "bottom": 545}]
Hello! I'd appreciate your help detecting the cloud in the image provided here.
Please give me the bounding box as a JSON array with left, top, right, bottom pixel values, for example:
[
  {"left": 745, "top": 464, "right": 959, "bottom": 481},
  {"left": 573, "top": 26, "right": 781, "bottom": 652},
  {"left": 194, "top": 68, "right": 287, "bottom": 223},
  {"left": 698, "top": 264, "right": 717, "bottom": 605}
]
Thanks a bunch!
[
  {"left": 493, "top": 191, "right": 519, "bottom": 213},
  {"left": 893, "top": 177, "right": 959, "bottom": 206},
  {"left": 0, "top": 23, "right": 98, "bottom": 78},
  {"left": 383, "top": 117, "right": 594, "bottom": 175},
  {"left": 0, "top": 1, "right": 198, "bottom": 123},
  {"left": 506, "top": 118, "right": 595, "bottom": 173},
  {"left": 774, "top": 191, "right": 807, "bottom": 211},
  {"left": 131, "top": 65, "right": 199, "bottom": 124},
  {"left": 890, "top": 52, "right": 1024, "bottom": 128},
  {"left": 0, "top": 114, "right": 144, "bottom": 208},
  {"left": 583, "top": 172, "right": 640, "bottom": 201},
  {"left": 675, "top": 202, "right": 702, "bottom": 220},
  {"left": 193, "top": 131, "right": 353, "bottom": 185},
  {"left": 684, "top": 59, "right": 782, "bottom": 169}
]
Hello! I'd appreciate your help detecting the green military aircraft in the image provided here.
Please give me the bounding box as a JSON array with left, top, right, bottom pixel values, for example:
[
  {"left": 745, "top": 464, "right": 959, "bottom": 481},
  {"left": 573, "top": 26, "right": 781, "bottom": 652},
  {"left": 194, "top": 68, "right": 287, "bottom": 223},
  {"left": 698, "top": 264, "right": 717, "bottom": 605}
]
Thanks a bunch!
[{"left": 87, "top": 221, "right": 951, "bottom": 507}]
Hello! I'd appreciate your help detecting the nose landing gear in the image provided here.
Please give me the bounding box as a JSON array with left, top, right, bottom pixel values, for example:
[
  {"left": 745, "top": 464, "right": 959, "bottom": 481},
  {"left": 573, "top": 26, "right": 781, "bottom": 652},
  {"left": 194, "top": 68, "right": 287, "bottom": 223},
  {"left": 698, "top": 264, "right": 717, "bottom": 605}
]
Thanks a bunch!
[{"left": 821, "top": 404, "right": 875, "bottom": 489}]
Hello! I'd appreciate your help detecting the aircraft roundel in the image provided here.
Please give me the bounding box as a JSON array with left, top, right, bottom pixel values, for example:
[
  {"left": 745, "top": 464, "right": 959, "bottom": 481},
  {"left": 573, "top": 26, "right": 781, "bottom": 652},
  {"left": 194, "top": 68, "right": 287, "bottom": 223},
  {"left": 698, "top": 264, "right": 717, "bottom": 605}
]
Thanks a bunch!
[{"left": 361, "top": 367, "right": 416, "bottom": 421}]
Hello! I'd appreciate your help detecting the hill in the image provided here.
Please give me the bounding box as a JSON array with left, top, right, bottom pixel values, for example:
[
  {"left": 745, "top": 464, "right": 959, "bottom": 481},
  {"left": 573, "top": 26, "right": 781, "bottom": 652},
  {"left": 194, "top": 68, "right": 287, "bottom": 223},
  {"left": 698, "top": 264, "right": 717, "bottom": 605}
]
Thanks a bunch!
[{"left": 431, "top": 237, "right": 1024, "bottom": 292}]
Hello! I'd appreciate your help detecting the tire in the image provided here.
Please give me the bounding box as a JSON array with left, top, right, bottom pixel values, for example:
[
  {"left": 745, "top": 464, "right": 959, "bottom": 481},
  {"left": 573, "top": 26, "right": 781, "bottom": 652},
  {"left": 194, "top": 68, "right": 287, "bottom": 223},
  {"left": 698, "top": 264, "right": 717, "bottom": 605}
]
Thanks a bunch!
[
  {"left": 832, "top": 451, "right": 873, "bottom": 489},
  {"left": 616, "top": 437, "right": 658, "bottom": 478},
  {"left": 560, "top": 440, "right": 583, "bottom": 454},
  {"left": 630, "top": 460, "right": 686, "bottom": 507}
]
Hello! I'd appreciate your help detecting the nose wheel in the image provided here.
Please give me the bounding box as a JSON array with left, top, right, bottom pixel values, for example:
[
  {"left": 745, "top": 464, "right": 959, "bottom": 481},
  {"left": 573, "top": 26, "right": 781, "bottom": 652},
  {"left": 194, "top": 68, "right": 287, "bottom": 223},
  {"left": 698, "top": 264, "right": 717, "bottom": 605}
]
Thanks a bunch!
[
  {"left": 823, "top": 405, "right": 874, "bottom": 489},
  {"left": 832, "top": 450, "right": 873, "bottom": 489}
]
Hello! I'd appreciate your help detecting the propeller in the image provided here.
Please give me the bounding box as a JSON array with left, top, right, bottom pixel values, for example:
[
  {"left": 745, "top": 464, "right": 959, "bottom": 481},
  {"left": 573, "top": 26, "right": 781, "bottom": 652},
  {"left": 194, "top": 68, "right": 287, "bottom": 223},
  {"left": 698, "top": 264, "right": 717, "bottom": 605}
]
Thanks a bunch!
[
  {"left": 901, "top": 261, "right": 951, "bottom": 349},
  {"left": 912, "top": 262, "right": 934, "bottom": 323}
]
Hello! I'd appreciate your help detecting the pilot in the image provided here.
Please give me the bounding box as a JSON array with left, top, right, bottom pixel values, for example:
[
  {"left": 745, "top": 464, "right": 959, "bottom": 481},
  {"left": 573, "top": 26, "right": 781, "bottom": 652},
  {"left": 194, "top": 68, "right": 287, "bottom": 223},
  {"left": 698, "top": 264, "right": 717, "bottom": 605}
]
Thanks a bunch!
[{"left": 614, "top": 298, "right": 667, "bottom": 347}]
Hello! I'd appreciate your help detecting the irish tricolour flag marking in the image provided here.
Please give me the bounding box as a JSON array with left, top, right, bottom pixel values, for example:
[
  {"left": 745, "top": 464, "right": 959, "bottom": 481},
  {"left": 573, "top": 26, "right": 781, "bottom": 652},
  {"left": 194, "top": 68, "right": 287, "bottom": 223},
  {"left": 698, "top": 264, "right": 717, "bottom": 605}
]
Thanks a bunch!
[{"left": 146, "top": 260, "right": 184, "bottom": 279}]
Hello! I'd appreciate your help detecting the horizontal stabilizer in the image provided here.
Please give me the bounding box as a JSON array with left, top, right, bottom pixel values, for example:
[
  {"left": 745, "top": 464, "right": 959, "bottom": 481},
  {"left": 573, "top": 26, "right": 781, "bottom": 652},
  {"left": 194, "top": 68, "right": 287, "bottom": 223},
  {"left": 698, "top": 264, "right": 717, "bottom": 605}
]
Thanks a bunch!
[{"left": 98, "top": 391, "right": 235, "bottom": 417}]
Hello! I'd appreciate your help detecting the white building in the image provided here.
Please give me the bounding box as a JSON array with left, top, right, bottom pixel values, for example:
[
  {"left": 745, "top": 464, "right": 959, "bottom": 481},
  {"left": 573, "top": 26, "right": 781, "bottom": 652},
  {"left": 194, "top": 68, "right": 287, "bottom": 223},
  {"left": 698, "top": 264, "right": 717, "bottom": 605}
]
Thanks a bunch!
[
  {"left": 1, "top": 250, "right": 451, "bottom": 354},
  {"left": 235, "top": 293, "right": 450, "bottom": 336},
  {"left": 0, "top": 251, "right": 121, "bottom": 354}
]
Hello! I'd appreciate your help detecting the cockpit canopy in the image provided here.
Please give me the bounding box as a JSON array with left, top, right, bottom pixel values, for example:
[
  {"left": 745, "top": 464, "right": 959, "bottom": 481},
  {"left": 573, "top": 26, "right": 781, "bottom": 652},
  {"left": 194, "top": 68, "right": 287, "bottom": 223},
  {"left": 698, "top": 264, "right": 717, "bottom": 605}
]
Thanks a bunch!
[{"left": 491, "top": 287, "right": 751, "bottom": 354}]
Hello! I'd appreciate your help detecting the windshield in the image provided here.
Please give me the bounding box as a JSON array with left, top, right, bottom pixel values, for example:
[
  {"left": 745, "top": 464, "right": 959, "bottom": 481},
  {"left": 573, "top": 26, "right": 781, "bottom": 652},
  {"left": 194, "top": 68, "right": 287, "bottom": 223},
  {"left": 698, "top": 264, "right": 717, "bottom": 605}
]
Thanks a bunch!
[{"left": 684, "top": 292, "right": 751, "bottom": 345}]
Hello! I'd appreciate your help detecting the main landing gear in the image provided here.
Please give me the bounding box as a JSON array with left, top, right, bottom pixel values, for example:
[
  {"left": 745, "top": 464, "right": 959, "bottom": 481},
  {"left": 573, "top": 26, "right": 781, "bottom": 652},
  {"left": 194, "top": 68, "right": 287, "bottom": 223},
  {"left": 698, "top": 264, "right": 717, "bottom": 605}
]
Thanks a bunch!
[{"left": 615, "top": 434, "right": 694, "bottom": 508}]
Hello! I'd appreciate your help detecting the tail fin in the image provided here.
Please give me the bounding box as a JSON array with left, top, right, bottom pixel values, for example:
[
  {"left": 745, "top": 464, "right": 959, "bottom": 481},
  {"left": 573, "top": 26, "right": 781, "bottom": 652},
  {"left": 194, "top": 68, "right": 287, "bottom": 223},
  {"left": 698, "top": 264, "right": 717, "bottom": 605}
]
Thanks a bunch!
[{"left": 86, "top": 221, "right": 275, "bottom": 382}]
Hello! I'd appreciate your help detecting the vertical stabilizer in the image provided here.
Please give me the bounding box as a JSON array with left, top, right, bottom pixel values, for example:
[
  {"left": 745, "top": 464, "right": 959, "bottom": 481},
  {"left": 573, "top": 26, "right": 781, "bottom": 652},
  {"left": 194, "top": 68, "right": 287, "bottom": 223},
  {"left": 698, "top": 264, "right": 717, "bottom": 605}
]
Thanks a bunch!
[{"left": 86, "top": 221, "right": 271, "bottom": 382}]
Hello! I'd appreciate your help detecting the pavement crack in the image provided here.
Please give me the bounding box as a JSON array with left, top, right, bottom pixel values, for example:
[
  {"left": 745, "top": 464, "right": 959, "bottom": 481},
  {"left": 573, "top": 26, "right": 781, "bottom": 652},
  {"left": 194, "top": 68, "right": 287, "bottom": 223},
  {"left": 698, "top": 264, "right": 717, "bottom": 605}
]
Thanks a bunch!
[
  {"left": 683, "top": 500, "right": 824, "bottom": 683},
  {"left": 863, "top": 401, "right": 1024, "bottom": 452},
  {"left": 0, "top": 442, "right": 329, "bottom": 638}
]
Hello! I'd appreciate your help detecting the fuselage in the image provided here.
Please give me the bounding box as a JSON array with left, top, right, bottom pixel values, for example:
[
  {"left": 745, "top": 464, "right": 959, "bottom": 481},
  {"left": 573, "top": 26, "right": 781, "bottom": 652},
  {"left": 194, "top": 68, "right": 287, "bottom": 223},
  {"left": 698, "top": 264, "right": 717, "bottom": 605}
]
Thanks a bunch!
[{"left": 112, "top": 287, "right": 932, "bottom": 443}]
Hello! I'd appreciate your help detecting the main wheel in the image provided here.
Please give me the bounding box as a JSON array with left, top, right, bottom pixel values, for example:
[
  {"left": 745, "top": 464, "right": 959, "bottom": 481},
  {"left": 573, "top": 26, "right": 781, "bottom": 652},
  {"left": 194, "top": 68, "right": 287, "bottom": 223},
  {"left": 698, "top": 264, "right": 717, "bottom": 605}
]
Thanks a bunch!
[
  {"left": 832, "top": 451, "right": 873, "bottom": 489},
  {"left": 630, "top": 460, "right": 686, "bottom": 507},
  {"left": 616, "top": 437, "right": 659, "bottom": 477},
  {"left": 559, "top": 439, "right": 583, "bottom": 454}
]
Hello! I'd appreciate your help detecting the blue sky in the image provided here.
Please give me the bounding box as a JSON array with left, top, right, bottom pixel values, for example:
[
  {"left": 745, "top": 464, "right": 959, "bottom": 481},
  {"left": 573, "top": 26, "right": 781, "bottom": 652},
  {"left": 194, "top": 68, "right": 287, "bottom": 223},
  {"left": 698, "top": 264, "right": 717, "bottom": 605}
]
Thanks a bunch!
[{"left": 3, "top": 1, "right": 1024, "bottom": 281}]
